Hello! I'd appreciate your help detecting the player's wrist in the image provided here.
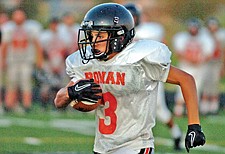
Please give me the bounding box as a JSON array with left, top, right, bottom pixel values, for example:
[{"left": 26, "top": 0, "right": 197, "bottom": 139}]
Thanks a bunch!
[
  {"left": 67, "top": 86, "right": 79, "bottom": 100},
  {"left": 188, "top": 124, "right": 202, "bottom": 131}
]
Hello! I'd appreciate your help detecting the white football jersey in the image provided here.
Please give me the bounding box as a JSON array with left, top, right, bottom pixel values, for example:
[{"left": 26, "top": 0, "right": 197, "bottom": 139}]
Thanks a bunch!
[
  {"left": 40, "top": 29, "right": 66, "bottom": 71},
  {"left": 172, "top": 30, "right": 214, "bottom": 59},
  {"left": 201, "top": 27, "right": 225, "bottom": 59},
  {"left": 66, "top": 40, "right": 171, "bottom": 153},
  {"left": 216, "top": 28, "right": 225, "bottom": 50},
  {"left": 1, "top": 20, "right": 42, "bottom": 63}
]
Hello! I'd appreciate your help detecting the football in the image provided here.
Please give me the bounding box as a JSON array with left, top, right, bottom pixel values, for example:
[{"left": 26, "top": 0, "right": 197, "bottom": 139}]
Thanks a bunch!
[
  {"left": 70, "top": 99, "right": 102, "bottom": 112},
  {"left": 67, "top": 80, "right": 103, "bottom": 112},
  {"left": 69, "top": 84, "right": 103, "bottom": 112}
]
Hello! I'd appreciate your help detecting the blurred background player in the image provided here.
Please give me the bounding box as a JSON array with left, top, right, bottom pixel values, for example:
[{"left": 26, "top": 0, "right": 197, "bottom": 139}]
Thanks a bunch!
[
  {"left": 0, "top": 11, "right": 9, "bottom": 115},
  {"left": 1, "top": 8, "right": 43, "bottom": 113},
  {"left": 124, "top": 3, "right": 182, "bottom": 151},
  {"left": 38, "top": 17, "right": 67, "bottom": 110},
  {"left": 172, "top": 17, "right": 215, "bottom": 116},
  {"left": 58, "top": 12, "right": 80, "bottom": 57},
  {"left": 200, "top": 17, "right": 225, "bottom": 115}
]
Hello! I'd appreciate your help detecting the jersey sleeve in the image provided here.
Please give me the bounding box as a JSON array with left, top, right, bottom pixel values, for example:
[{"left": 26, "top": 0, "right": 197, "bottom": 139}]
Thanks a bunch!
[
  {"left": 199, "top": 31, "right": 215, "bottom": 56},
  {"left": 217, "top": 29, "right": 225, "bottom": 49},
  {"left": 1, "top": 21, "right": 14, "bottom": 43},
  {"left": 141, "top": 43, "right": 171, "bottom": 82},
  {"left": 65, "top": 52, "right": 84, "bottom": 83}
]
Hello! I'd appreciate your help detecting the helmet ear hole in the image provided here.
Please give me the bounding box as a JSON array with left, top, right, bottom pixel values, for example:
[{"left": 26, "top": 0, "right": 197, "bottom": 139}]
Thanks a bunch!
[
  {"left": 109, "top": 27, "right": 135, "bottom": 53},
  {"left": 110, "top": 37, "right": 123, "bottom": 52}
]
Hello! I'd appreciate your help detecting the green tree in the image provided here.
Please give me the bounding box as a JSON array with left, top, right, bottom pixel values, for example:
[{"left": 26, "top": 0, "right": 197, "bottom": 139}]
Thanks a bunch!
[{"left": 165, "top": 0, "right": 217, "bottom": 21}]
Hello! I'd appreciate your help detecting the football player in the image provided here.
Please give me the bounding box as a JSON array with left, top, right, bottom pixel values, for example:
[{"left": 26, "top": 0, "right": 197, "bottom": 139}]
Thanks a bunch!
[
  {"left": 0, "top": 11, "right": 9, "bottom": 114},
  {"left": 124, "top": 3, "right": 182, "bottom": 150},
  {"left": 38, "top": 17, "right": 68, "bottom": 110},
  {"left": 172, "top": 18, "right": 215, "bottom": 116},
  {"left": 200, "top": 17, "right": 225, "bottom": 115},
  {"left": 1, "top": 8, "right": 43, "bottom": 113},
  {"left": 58, "top": 12, "right": 80, "bottom": 57},
  {"left": 54, "top": 3, "right": 205, "bottom": 154}
]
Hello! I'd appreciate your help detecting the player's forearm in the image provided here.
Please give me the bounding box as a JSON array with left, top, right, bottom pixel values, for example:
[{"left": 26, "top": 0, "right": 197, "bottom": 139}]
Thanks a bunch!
[
  {"left": 54, "top": 87, "right": 71, "bottom": 108},
  {"left": 1, "top": 42, "right": 7, "bottom": 67},
  {"left": 179, "top": 74, "right": 200, "bottom": 125},
  {"left": 166, "top": 66, "right": 200, "bottom": 124},
  {"left": 34, "top": 39, "right": 43, "bottom": 68},
  {"left": 54, "top": 81, "right": 75, "bottom": 108}
]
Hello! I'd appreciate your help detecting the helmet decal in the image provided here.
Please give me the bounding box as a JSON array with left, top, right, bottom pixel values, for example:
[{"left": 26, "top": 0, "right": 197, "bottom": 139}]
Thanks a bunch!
[
  {"left": 113, "top": 17, "right": 120, "bottom": 24},
  {"left": 81, "top": 20, "right": 94, "bottom": 28}
]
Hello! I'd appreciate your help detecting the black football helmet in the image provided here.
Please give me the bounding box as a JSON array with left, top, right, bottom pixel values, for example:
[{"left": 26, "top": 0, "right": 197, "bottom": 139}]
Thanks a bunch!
[
  {"left": 186, "top": 17, "right": 201, "bottom": 35},
  {"left": 78, "top": 3, "right": 135, "bottom": 63},
  {"left": 186, "top": 17, "right": 201, "bottom": 29},
  {"left": 124, "top": 3, "right": 141, "bottom": 27},
  {"left": 206, "top": 17, "right": 220, "bottom": 28}
]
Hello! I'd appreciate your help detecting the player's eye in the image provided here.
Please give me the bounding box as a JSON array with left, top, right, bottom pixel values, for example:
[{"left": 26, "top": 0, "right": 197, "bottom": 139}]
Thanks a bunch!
[
  {"left": 97, "top": 35, "right": 103, "bottom": 39},
  {"left": 93, "top": 35, "right": 105, "bottom": 41}
]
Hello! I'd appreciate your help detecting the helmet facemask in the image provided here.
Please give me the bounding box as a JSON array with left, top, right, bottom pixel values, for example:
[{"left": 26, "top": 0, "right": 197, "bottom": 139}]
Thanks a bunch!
[{"left": 78, "top": 25, "right": 134, "bottom": 63}]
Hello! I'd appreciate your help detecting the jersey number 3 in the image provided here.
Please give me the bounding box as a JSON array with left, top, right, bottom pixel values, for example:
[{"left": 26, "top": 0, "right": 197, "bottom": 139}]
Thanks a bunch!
[{"left": 99, "top": 92, "right": 117, "bottom": 134}]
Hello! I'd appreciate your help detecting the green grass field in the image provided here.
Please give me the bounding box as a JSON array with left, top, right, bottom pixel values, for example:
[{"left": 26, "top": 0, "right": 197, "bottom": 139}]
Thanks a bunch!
[{"left": 1, "top": 106, "right": 225, "bottom": 154}]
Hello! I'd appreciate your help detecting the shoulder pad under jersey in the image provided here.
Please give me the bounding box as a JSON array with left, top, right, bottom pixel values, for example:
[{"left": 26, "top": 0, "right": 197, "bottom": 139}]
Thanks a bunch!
[
  {"left": 65, "top": 41, "right": 171, "bottom": 75},
  {"left": 122, "top": 40, "right": 171, "bottom": 65},
  {"left": 66, "top": 51, "right": 80, "bottom": 78},
  {"left": 66, "top": 51, "right": 82, "bottom": 67},
  {"left": 65, "top": 47, "right": 95, "bottom": 77}
]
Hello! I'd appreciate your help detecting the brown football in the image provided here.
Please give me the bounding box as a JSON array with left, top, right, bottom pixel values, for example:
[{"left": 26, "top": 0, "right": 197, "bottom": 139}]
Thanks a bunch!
[
  {"left": 70, "top": 98, "right": 103, "bottom": 112},
  {"left": 69, "top": 79, "right": 103, "bottom": 112}
]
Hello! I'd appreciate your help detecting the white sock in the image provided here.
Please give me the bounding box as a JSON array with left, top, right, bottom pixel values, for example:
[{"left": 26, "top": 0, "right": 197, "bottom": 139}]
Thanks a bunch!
[
  {"left": 171, "top": 124, "right": 182, "bottom": 139},
  {"left": 174, "top": 104, "right": 184, "bottom": 117},
  {"left": 200, "top": 101, "right": 209, "bottom": 115},
  {"left": 209, "top": 101, "right": 219, "bottom": 114}
]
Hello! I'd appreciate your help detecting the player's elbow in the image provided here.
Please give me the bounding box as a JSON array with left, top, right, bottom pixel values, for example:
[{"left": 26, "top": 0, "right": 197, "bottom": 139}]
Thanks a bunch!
[
  {"left": 179, "top": 72, "right": 196, "bottom": 88},
  {"left": 54, "top": 98, "right": 68, "bottom": 109},
  {"left": 184, "top": 72, "right": 195, "bottom": 84},
  {"left": 54, "top": 96, "right": 62, "bottom": 109}
]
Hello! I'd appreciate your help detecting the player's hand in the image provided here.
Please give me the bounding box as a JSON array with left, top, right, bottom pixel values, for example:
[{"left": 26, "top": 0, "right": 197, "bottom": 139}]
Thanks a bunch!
[
  {"left": 67, "top": 79, "right": 102, "bottom": 103},
  {"left": 185, "top": 124, "right": 206, "bottom": 153}
]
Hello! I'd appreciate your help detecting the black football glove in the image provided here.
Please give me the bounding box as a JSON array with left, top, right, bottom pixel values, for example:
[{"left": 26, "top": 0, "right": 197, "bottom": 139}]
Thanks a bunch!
[
  {"left": 185, "top": 124, "right": 206, "bottom": 153},
  {"left": 68, "top": 79, "right": 102, "bottom": 103}
]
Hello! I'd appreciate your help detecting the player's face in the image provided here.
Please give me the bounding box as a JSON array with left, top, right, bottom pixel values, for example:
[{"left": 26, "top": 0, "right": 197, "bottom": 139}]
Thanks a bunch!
[
  {"left": 63, "top": 15, "right": 74, "bottom": 26},
  {"left": 91, "top": 31, "right": 109, "bottom": 56},
  {"left": 0, "top": 13, "right": 9, "bottom": 25},
  {"left": 91, "top": 30, "right": 119, "bottom": 60},
  {"left": 49, "top": 22, "right": 58, "bottom": 32},
  {"left": 207, "top": 24, "right": 218, "bottom": 33},
  {"left": 12, "top": 10, "right": 26, "bottom": 25},
  {"left": 188, "top": 26, "right": 198, "bottom": 36}
]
